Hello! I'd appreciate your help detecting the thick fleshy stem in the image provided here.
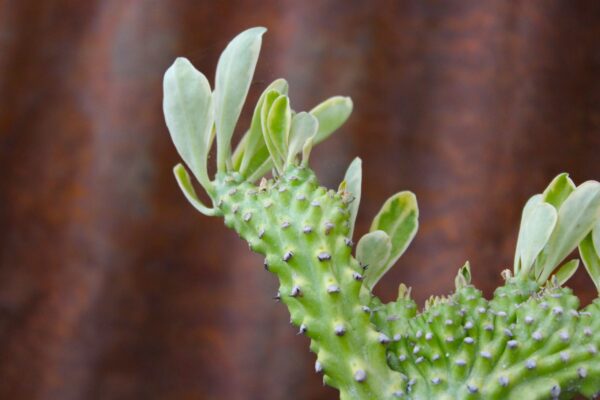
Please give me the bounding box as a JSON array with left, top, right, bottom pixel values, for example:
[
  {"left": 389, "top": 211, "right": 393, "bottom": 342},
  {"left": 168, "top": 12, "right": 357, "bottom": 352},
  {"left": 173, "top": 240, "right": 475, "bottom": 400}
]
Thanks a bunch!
[
  {"left": 370, "top": 278, "right": 600, "bottom": 399},
  {"left": 214, "top": 166, "right": 406, "bottom": 399}
]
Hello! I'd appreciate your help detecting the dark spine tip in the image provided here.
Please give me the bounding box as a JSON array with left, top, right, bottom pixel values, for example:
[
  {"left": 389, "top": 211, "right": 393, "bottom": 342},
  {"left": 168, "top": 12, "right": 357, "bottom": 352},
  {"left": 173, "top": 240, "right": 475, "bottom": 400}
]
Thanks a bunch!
[
  {"left": 283, "top": 251, "right": 294, "bottom": 262},
  {"left": 352, "top": 272, "right": 364, "bottom": 281},
  {"left": 378, "top": 333, "right": 391, "bottom": 344},
  {"left": 334, "top": 325, "right": 346, "bottom": 336},
  {"left": 315, "top": 361, "right": 323, "bottom": 373},
  {"left": 290, "top": 285, "right": 302, "bottom": 297},
  {"left": 467, "top": 384, "right": 478, "bottom": 394},
  {"left": 326, "top": 284, "right": 340, "bottom": 294},
  {"left": 353, "top": 369, "right": 366, "bottom": 383}
]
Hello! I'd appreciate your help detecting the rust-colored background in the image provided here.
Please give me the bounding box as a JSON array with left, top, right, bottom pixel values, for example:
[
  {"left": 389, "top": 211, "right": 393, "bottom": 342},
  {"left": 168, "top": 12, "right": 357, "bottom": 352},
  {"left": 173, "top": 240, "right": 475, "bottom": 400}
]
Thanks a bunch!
[{"left": 0, "top": 1, "right": 599, "bottom": 399}]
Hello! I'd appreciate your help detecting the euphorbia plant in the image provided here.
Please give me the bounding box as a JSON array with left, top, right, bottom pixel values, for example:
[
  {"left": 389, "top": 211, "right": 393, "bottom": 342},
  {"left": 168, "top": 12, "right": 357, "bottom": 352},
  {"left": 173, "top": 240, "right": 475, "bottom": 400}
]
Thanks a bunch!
[{"left": 163, "top": 27, "right": 600, "bottom": 399}]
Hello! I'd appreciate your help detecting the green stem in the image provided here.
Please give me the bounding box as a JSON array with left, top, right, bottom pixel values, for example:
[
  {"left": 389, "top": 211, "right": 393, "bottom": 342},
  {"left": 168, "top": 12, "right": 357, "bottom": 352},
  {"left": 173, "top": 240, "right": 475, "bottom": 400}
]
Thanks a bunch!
[{"left": 214, "top": 166, "right": 406, "bottom": 399}]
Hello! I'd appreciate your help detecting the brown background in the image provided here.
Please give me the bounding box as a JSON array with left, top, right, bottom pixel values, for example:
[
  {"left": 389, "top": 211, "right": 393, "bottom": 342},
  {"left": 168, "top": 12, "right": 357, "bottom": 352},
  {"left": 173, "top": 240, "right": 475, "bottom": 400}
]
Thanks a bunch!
[{"left": 0, "top": 1, "right": 599, "bottom": 399}]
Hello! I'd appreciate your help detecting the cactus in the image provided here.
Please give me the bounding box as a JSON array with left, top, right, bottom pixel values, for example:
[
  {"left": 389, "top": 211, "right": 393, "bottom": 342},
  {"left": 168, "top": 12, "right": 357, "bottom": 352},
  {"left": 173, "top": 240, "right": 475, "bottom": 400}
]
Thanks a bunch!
[{"left": 163, "top": 28, "right": 600, "bottom": 399}]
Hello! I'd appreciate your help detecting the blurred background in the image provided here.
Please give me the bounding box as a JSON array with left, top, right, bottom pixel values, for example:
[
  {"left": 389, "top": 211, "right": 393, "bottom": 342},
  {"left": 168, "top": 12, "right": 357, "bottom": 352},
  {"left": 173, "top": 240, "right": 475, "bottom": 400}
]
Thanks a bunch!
[{"left": 0, "top": 1, "right": 599, "bottom": 399}]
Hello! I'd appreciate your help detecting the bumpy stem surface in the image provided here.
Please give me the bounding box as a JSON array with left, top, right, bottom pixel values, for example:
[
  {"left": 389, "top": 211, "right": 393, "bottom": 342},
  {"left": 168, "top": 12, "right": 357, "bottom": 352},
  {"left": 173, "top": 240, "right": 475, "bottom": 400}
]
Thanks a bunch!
[
  {"left": 215, "top": 166, "right": 406, "bottom": 399},
  {"left": 213, "top": 167, "right": 600, "bottom": 400}
]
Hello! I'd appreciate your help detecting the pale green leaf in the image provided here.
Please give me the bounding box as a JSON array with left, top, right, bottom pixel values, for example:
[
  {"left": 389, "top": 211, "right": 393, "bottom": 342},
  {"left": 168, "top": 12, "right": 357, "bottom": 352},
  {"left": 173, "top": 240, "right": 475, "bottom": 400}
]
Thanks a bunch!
[
  {"left": 287, "top": 112, "right": 318, "bottom": 165},
  {"left": 343, "top": 158, "right": 362, "bottom": 238},
  {"left": 513, "top": 194, "right": 543, "bottom": 273},
  {"left": 454, "top": 261, "right": 472, "bottom": 290},
  {"left": 542, "top": 173, "right": 575, "bottom": 209},
  {"left": 234, "top": 79, "right": 288, "bottom": 174},
  {"left": 370, "top": 191, "right": 419, "bottom": 273},
  {"left": 173, "top": 164, "right": 220, "bottom": 217},
  {"left": 357, "top": 230, "right": 392, "bottom": 291},
  {"left": 554, "top": 259, "right": 579, "bottom": 286},
  {"left": 593, "top": 220, "right": 600, "bottom": 256},
  {"left": 518, "top": 202, "right": 557, "bottom": 276},
  {"left": 301, "top": 136, "right": 314, "bottom": 167},
  {"left": 310, "top": 96, "right": 353, "bottom": 143},
  {"left": 260, "top": 90, "right": 284, "bottom": 172},
  {"left": 579, "top": 232, "right": 600, "bottom": 293},
  {"left": 163, "top": 57, "right": 214, "bottom": 193},
  {"left": 537, "top": 181, "right": 600, "bottom": 283},
  {"left": 214, "top": 27, "right": 266, "bottom": 171},
  {"left": 266, "top": 95, "right": 291, "bottom": 165}
]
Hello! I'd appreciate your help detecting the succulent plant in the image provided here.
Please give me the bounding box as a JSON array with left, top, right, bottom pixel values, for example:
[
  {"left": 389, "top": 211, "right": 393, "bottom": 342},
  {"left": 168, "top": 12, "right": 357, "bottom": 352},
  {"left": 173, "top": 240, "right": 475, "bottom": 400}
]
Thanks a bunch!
[{"left": 163, "top": 27, "right": 600, "bottom": 399}]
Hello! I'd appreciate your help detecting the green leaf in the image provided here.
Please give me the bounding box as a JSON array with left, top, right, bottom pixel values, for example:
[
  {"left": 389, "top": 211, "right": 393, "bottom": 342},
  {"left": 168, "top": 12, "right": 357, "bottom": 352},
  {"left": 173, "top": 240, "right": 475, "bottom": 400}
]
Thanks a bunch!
[
  {"left": 579, "top": 232, "right": 600, "bottom": 293},
  {"left": 343, "top": 158, "right": 362, "bottom": 238},
  {"left": 454, "top": 261, "right": 472, "bottom": 290},
  {"left": 536, "top": 181, "right": 600, "bottom": 283},
  {"left": 234, "top": 79, "right": 288, "bottom": 175},
  {"left": 260, "top": 91, "right": 284, "bottom": 172},
  {"left": 301, "top": 136, "right": 314, "bottom": 167},
  {"left": 518, "top": 202, "right": 557, "bottom": 276},
  {"left": 542, "top": 173, "right": 575, "bottom": 209},
  {"left": 593, "top": 220, "right": 600, "bottom": 255},
  {"left": 310, "top": 96, "right": 353, "bottom": 143},
  {"left": 246, "top": 156, "right": 273, "bottom": 183},
  {"left": 163, "top": 57, "right": 214, "bottom": 193},
  {"left": 286, "top": 112, "right": 318, "bottom": 165},
  {"left": 173, "top": 164, "right": 220, "bottom": 217},
  {"left": 267, "top": 95, "right": 291, "bottom": 163},
  {"left": 513, "top": 194, "right": 542, "bottom": 274},
  {"left": 214, "top": 27, "right": 266, "bottom": 171},
  {"left": 357, "top": 230, "right": 392, "bottom": 291},
  {"left": 554, "top": 259, "right": 579, "bottom": 286},
  {"left": 370, "top": 191, "right": 419, "bottom": 274}
]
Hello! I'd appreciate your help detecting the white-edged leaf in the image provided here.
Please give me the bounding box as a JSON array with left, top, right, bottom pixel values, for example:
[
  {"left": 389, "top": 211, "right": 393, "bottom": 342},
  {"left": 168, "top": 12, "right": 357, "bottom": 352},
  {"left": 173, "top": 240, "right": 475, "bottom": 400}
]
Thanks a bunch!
[
  {"left": 310, "top": 96, "right": 353, "bottom": 143},
  {"left": 173, "top": 164, "right": 219, "bottom": 216},
  {"left": 370, "top": 191, "right": 419, "bottom": 273},
  {"left": 357, "top": 230, "right": 392, "bottom": 291},
  {"left": 514, "top": 194, "right": 543, "bottom": 273},
  {"left": 163, "top": 58, "right": 214, "bottom": 193},
  {"left": 554, "top": 259, "right": 579, "bottom": 286},
  {"left": 537, "top": 181, "right": 600, "bottom": 283},
  {"left": 593, "top": 220, "right": 600, "bottom": 256},
  {"left": 214, "top": 27, "right": 266, "bottom": 171},
  {"left": 343, "top": 158, "right": 362, "bottom": 238},
  {"left": 542, "top": 173, "right": 575, "bottom": 209},
  {"left": 518, "top": 202, "right": 557, "bottom": 276},
  {"left": 287, "top": 112, "right": 318, "bottom": 165},
  {"left": 580, "top": 232, "right": 600, "bottom": 293},
  {"left": 235, "top": 78, "right": 288, "bottom": 174}
]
